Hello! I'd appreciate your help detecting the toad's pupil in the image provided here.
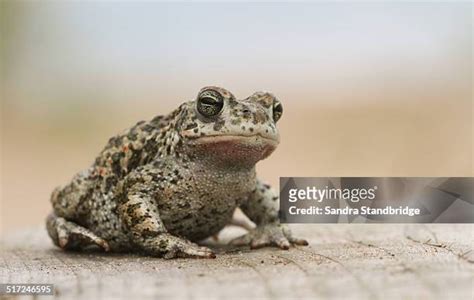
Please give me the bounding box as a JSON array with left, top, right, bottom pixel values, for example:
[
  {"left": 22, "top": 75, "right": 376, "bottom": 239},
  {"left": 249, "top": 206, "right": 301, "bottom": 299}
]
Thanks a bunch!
[{"left": 201, "top": 96, "right": 218, "bottom": 105}]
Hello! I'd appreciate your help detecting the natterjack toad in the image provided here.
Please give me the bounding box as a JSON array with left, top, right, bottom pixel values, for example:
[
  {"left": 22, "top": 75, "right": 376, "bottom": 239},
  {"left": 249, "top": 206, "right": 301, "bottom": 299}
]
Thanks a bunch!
[{"left": 46, "top": 87, "right": 308, "bottom": 258}]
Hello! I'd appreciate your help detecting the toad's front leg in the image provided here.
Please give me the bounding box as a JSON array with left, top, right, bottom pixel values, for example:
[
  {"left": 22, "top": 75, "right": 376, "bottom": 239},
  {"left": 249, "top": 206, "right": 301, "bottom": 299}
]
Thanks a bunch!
[
  {"left": 231, "top": 179, "right": 308, "bottom": 249},
  {"left": 119, "top": 165, "right": 215, "bottom": 259}
]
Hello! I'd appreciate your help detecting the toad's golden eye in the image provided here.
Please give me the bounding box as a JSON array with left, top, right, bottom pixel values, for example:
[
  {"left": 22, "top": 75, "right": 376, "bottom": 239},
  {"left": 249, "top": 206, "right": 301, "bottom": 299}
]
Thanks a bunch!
[
  {"left": 273, "top": 100, "right": 283, "bottom": 122},
  {"left": 196, "top": 89, "right": 224, "bottom": 118}
]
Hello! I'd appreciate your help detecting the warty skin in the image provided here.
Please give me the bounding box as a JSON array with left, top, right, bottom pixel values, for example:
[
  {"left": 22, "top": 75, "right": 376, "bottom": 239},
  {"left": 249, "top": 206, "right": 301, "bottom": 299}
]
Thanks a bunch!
[{"left": 47, "top": 86, "right": 308, "bottom": 258}]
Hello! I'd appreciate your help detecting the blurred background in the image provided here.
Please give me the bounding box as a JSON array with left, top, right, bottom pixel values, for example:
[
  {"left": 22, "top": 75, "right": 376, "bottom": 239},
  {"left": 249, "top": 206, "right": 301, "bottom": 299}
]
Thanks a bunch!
[{"left": 1, "top": 2, "right": 472, "bottom": 233}]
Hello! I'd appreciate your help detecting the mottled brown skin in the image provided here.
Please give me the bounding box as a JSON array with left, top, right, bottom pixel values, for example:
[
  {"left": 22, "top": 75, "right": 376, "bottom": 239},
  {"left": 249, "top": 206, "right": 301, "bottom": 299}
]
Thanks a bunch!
[{"left": 46, "top": 86, "right": 308, "bottom": 259}]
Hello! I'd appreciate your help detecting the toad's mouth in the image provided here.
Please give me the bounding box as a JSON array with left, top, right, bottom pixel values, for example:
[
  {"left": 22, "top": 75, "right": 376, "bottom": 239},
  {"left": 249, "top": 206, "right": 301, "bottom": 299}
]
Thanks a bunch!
[
  {"left": 188, "top": 134, "right": 279, "bottom": 146},
  {"left": 186, "top": 134, "right": 279, "bottom": 162}
]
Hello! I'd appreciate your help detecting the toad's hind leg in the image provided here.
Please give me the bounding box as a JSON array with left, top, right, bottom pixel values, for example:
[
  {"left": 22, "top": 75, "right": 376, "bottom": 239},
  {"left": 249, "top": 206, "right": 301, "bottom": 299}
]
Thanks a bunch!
[
  {"left": 46, "top": 213, "right": 110, "bottom": 252},
  {"left": 51, "top": 169, "right": 92, "bottom": 220}
]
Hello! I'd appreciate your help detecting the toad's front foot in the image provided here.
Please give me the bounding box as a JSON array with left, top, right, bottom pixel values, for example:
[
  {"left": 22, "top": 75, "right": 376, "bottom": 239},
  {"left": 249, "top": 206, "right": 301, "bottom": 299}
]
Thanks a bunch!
[
  {"left": 230, "top": 223, "right": 308, "bottom": 250},
  {"left": 144, "top": 233, "right": 216, "bottom": 259}
]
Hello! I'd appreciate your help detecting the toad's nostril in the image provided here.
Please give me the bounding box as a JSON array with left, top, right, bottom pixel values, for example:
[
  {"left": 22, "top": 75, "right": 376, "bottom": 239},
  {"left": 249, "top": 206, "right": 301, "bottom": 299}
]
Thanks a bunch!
[{"left": 242, "top": 108, "right": 251, "bottom": 114}]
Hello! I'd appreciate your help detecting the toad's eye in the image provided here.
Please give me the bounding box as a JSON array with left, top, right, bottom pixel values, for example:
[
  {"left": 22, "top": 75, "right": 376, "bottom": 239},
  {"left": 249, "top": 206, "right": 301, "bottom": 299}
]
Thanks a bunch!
[
  {"left": 196, "top": 90, "right": 224, "bottom": 118},
  {"left": 273, "top": 100, "right": 283, "bottom": 122}
]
